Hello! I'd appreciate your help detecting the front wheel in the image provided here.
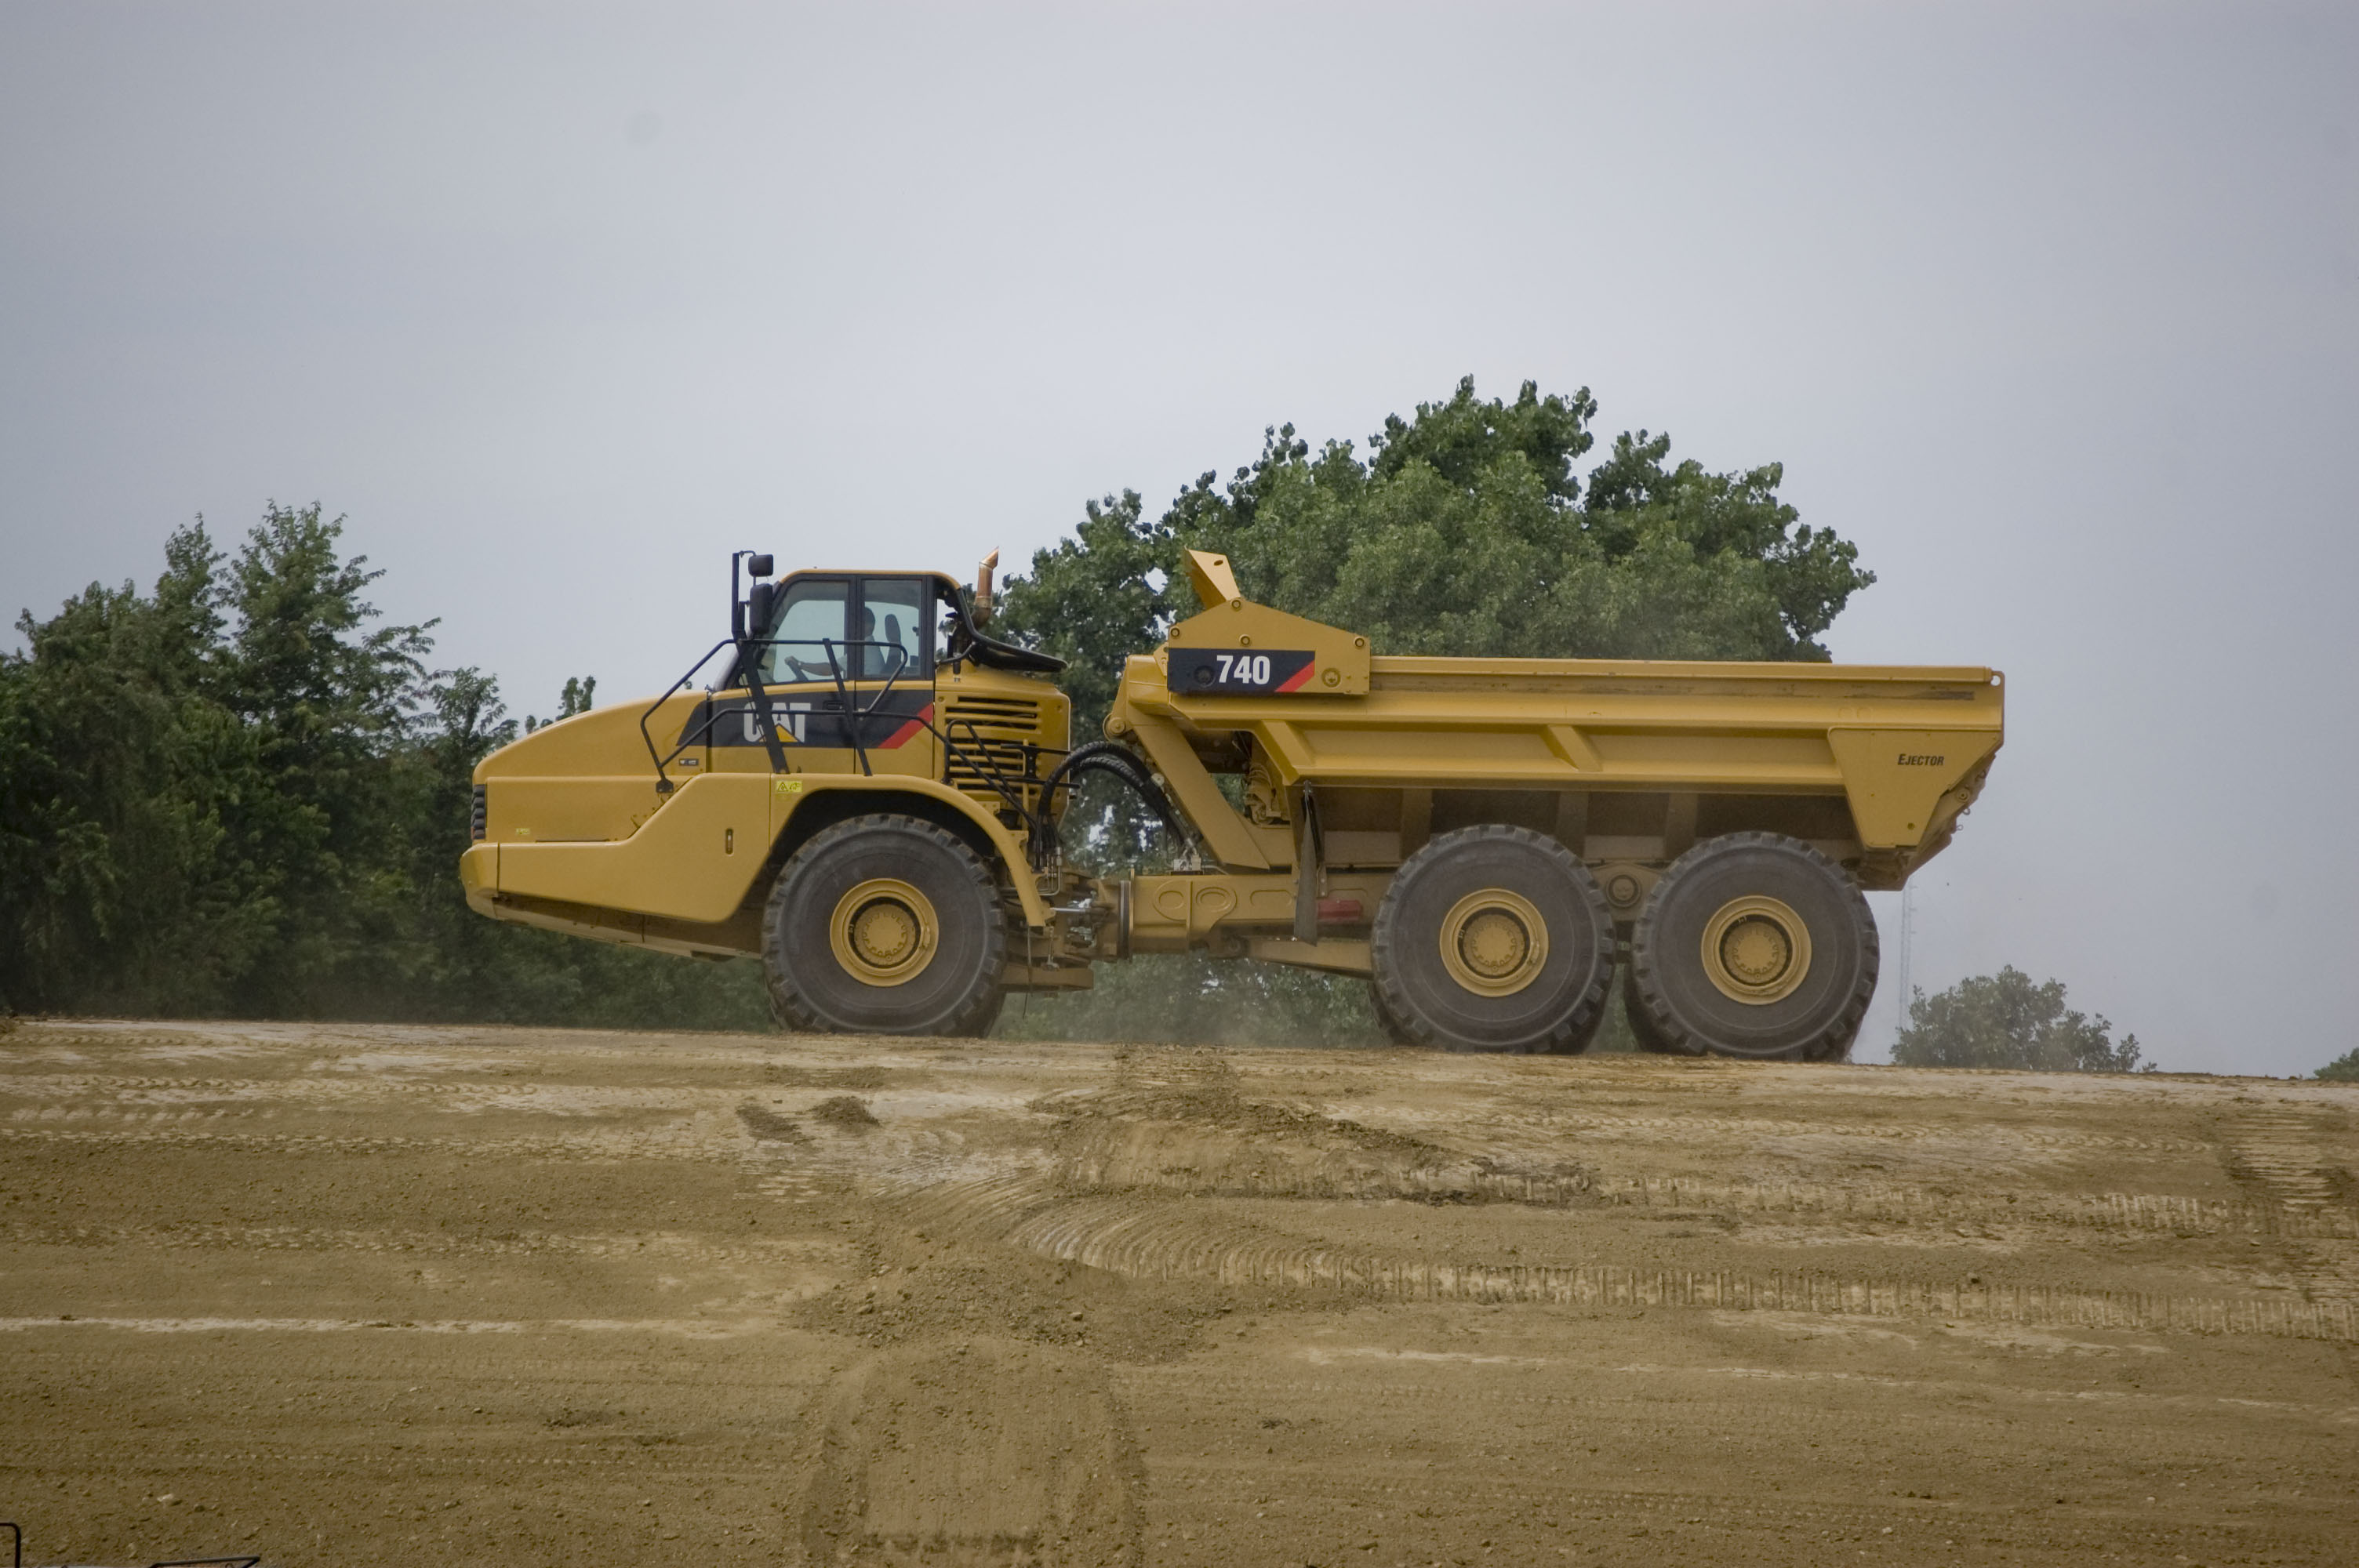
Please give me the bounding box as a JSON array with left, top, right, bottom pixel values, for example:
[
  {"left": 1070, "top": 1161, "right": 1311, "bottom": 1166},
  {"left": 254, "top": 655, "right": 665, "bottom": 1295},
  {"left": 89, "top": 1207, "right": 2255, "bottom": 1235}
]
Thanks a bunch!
[
  {"left": 761, "top": 815, "right": 1008, "bottom": 1036},
  {"left": 1625, "top": 833, "right": 1877, "bottom": 1062}
]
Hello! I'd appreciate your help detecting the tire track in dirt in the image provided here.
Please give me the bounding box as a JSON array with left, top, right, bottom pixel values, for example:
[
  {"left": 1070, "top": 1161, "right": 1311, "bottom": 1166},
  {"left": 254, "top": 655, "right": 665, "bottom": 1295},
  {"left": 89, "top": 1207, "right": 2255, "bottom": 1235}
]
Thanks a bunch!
[
  {"left": 2, "top": 1076, "right": 918, "bottom": 1118},
  {"left": 0, "top": 1219, "right": 850, "bottom": 1271},
  {"left": 0, "top": 1125, "right": 737, "bottom": 1164},
  {"left": 867, "top": 1057, "right": 2359, "bottom": 1344},
  {"left": 891, "top": 1179, "right": 2359, "bottom": 1343},
  {"left": 1136, "top": 1362, "right": 2359, "bottom": 1421},
  {"left": 1030, "top": 1051, "right": 1600, "bottom": 1209},
  {"left": 1593, "top": 1177, "right": 2356, "bottom": 1238},
  {"left": 1137, "top": 1465, "right": 2234, "bottom": 1564},
  {"left": 2220, "top": 1109, "right": 2359, "bottom": 1308},
  {"left": 787, "top": 1339, "right": 1144, "bottom": 1566},
  {"left": 1048, "top": 1116, "right": 1596, "bottom": 1207},
  {"left": 1394, "top": 1107, "right": 2216, "bottom": 1156},
  {"left": 0, "top": 1315, "right": 780, "bottom": 1336}
]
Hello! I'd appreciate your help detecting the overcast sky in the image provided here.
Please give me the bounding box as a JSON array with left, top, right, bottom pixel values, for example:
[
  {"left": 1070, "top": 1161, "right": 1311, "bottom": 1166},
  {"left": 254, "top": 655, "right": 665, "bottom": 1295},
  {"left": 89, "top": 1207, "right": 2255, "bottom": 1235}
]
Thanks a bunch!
[{"left": 4, "top": 3, "right": 2354, "bottom": 1073}]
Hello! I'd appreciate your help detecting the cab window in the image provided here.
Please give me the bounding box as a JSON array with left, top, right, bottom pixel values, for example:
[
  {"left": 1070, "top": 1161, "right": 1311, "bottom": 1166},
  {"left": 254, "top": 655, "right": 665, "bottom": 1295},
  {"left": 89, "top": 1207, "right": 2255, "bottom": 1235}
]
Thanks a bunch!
[
  {"left": 761, "top": 579, "right": 849, "bottom": 684},
  {"left": 856, "top": 577, "right": 931, "bottom": 681}
]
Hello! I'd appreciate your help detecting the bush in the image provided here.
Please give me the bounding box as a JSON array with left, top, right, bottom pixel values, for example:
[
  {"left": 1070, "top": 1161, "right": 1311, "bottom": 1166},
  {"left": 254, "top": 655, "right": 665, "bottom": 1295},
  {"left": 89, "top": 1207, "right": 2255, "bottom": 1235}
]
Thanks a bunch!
[
  {"left": 1892, "top": 967, "right": 2150, "bottom": 1073},
  {"left": 2315, "top": 1048, "right": 2359, "bottom": 1083}
]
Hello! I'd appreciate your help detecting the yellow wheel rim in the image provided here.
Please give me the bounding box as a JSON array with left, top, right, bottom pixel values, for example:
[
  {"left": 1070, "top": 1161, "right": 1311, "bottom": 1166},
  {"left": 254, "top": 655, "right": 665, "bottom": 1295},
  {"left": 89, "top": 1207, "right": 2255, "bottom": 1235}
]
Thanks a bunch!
[
  {"left": 828, "top": 878, "right": 939, "bottom": 987},
  {"left": 1438, "top": 888, "right": 1550, "bottom": 997},
  {"left": 1700, "top": 895, "right": 1812, "bottom": 1005}
]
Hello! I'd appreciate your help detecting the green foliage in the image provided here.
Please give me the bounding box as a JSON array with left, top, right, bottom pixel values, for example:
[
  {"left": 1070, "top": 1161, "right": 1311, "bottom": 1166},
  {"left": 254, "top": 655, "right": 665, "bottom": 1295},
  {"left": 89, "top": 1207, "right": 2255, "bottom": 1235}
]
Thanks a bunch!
[
  {"left": 0, "top": 504, "right": 769, "bottom": 1029},
  {"left": 2314, "top": 1047, "right": 2359, "bottom": 1083},
  {"left": 998, "top": 376, "right": 1873, "bottom": 743},
  {"left": 994, "top": 376, "right": 1873, "bottom": 1046},
  {"left": 1892, "top": 967, "right": 2150, "bottom": 1073},
  {"left": 528, "top": 674, "right": 598, "bottom": 733}
]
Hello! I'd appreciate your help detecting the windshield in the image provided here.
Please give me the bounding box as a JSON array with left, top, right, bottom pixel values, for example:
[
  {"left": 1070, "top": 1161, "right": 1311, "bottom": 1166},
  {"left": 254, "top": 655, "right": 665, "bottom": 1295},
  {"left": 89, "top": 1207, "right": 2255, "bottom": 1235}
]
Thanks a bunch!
[
  {"left": 753, "top": 576, "right": 933, "bottom": 686},
  {"left": 760, "top": 579, "right": 849, "bottom": 684}
]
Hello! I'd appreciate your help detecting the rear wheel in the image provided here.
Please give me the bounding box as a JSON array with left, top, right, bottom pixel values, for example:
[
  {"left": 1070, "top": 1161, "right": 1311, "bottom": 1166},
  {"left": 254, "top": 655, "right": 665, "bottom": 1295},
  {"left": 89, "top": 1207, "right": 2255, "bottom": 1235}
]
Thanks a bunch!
[
  {"left": 1371, "top": 825, "right": 1615, "bottom": 1054},
  {"left": 762, "top": 815, "right": 1008, "bottom": 1036},
  {"left": 1622, "top": 971, "right": 1690, "bottom": 1055},
  {"left": 1626, "top": 833, "right": 1876, "bottom": 1062}
]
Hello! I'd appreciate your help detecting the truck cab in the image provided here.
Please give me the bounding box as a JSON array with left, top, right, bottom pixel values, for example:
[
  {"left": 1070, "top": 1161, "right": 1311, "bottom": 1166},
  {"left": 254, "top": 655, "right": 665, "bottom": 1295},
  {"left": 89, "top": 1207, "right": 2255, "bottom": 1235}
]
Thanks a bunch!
[{"left": 459, "top": 562, "right": 1071, "bottom": 1011}]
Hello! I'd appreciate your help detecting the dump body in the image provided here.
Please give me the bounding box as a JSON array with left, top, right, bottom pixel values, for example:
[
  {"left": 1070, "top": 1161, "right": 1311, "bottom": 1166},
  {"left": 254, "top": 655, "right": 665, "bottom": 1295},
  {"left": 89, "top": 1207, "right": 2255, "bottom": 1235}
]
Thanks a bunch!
[{"left": 1114, "top": 648, "right": 2002, "bottom": 891}]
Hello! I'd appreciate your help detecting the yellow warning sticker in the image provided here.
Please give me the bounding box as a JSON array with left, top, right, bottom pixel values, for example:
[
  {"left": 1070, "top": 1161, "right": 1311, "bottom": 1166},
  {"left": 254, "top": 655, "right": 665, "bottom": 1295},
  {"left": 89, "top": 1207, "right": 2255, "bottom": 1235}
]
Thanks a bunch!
[{"left": 774, "top": 778, "right": 803, "bottom": 795}]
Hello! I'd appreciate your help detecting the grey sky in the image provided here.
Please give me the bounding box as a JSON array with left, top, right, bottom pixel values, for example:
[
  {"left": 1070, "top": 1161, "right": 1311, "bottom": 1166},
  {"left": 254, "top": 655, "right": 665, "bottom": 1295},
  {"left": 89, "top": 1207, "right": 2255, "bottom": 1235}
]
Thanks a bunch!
[{"left": 4, "top": 3, "right": 2354, "bottom": 1072}]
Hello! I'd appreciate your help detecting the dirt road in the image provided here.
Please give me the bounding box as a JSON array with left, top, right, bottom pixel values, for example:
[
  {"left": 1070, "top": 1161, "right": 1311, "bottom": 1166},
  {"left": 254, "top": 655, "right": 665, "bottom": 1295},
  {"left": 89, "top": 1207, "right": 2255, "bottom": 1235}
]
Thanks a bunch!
[{"left": 2, "top": 1019, "right": 2354, "bottom": 1566}]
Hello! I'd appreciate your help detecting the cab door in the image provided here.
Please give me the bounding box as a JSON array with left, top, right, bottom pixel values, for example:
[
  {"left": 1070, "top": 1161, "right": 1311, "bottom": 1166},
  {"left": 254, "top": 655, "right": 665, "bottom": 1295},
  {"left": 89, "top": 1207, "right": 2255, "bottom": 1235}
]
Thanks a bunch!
[{"left": 716, "top": 575, "right": 940, "bottom": 778}]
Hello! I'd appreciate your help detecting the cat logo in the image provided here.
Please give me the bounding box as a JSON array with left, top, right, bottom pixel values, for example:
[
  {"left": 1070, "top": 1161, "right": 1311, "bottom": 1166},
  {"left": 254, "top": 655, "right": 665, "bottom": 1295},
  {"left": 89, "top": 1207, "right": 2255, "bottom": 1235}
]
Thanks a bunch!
[{"left": 745, "top": 706, "right": 809, "bottom": 744}]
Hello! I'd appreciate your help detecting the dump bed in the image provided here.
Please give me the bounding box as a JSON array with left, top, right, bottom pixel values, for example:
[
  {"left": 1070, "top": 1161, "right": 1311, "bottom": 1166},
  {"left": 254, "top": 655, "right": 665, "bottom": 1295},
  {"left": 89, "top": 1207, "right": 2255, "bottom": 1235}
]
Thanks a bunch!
[{"left": 1107, "top": 556, "right": 2001, "bottom": 894}]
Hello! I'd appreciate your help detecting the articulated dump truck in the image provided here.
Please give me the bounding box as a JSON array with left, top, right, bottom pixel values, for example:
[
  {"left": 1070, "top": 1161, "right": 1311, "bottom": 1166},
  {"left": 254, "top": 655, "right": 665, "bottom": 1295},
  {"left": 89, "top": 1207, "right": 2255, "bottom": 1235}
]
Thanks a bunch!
[{"left": 460, "top": 549, "right": 2002, "bottom": 1059}]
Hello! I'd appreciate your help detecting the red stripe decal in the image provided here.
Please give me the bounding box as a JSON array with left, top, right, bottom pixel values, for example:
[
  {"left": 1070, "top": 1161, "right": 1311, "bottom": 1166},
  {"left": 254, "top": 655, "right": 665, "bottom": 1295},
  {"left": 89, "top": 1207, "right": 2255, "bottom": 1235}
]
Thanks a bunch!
[
  {"left": 1278, "top": 662, "right": 1318, "bottom": 692},
  {"left": 878, "top": 702, "right": 936, "bottom": 750}
]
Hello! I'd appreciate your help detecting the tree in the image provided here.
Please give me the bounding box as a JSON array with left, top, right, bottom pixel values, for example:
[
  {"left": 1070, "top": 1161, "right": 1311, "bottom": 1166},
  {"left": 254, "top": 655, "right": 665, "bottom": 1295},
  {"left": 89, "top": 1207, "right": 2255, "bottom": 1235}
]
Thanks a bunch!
[
  {"left": 998, "top": 376, "right": 1874, "bottom": 746},
  {"left": 0, "top": 503, "right": 772, "bottom": 1031},
  {"left": 0, "top": 521, "right": 288, "bottom": 1014},
  {"left": 208, "top": 503, "right": 438, "bottom": 1015},
  {"left": 1892, "top": 967, "right": 2150, "bottom": 1073},
  {"left": 2314, "top": 1048, "right": 2359, "bottom": 1083}
]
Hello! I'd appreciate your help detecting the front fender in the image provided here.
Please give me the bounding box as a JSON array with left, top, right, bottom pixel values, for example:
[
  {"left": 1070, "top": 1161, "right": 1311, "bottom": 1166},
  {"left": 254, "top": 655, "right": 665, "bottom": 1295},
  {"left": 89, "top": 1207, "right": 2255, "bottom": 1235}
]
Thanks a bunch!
[
  {"left": 466, "top": 773, "right": 1050, "bottom": 929},
  {"left": 772, "top": 775, "right": 1049, "bottom": 928}
]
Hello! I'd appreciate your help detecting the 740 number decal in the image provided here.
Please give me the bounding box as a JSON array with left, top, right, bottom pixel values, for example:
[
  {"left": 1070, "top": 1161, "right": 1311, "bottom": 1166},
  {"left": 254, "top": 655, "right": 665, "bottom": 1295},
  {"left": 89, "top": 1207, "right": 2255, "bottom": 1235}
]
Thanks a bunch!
[{"left": 1168, "top": 648, "right": 1317, "bottom": 695}]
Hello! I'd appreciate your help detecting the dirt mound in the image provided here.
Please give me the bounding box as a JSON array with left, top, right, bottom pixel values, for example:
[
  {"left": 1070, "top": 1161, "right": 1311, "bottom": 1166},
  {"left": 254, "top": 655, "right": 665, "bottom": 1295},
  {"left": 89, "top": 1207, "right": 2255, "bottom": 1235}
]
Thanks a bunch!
[{"left": 1038, "top": 1049, "right": 1594, "bottom": 1204}]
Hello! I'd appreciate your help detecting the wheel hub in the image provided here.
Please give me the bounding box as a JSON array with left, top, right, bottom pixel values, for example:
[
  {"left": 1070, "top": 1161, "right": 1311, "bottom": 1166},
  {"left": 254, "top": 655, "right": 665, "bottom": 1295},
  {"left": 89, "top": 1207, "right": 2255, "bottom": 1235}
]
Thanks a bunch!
[
  {"left": 1438, "top": 888, "right": 1550, "bottom": 997},
  {"left": 1699, "top": 895, "right": 1812, "bottom": 1004},
  {"left": 830, "top": 878, "right": 940, "bottom": 987}
]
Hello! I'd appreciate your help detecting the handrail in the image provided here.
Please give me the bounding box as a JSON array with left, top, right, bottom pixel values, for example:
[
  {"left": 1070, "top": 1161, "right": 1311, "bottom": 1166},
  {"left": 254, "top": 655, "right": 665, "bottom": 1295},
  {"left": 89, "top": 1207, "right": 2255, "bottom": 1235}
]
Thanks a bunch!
[
  {"left": 817, "top": 640, "right": 869, "bottom": 776},
  {"left": 637, "top": 638, "right": 736, "bottom": 795},
  {"left": 634, "top": 635, "right": 1073, "bottom": 871},
  {"left": 635, "top": 636, "right": 919, "bottom": 792},
  {"left": 926, "top": 712, "right": 1061, "bottom": 833}
]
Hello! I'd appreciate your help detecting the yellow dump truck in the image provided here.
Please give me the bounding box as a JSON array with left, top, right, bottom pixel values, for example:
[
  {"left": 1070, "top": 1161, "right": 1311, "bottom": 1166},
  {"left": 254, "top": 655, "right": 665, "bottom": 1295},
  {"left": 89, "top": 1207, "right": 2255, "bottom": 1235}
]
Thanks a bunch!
[{"left": 460, "top": 549, "right": 2001, "bottom": 1059}]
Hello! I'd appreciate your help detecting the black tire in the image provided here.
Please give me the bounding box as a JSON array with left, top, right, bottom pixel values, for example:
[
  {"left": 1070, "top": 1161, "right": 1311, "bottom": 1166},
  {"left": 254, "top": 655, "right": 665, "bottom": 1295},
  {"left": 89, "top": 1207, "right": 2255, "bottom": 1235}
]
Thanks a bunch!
[
  {"left": 1626, "top": 832, "right": 1877, "bottom": 1062},
  {"left": 1621, "top": 972, "right": 1691, "bottom": 1055},
  {"left": 1370, "top": 825, "right": 1616, "bottom": 1054},
  {"left": 1368, "top": 981, "right": 1420, "bottom": 1047},
  {"left": 762, "top": 815, "right": 1008, "bottom": 1037}
]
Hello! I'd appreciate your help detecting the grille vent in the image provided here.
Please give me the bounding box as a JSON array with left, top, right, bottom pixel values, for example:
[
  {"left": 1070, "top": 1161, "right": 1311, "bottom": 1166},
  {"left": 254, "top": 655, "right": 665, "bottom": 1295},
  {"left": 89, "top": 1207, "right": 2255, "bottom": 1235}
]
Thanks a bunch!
[
  {"left": 940, "top": 695, "right": 1043, "bottom": 797},
  {"left": 470, "top": 785, "right": 488, "bottom": 842}
]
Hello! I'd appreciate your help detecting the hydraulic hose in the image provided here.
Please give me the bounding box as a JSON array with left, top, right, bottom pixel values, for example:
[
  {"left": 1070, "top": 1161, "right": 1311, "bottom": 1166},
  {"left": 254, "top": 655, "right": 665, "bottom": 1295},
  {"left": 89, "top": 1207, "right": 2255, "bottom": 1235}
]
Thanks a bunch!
[{"left": 1030, "top": 740, "right": 1197, "bottom": 865}]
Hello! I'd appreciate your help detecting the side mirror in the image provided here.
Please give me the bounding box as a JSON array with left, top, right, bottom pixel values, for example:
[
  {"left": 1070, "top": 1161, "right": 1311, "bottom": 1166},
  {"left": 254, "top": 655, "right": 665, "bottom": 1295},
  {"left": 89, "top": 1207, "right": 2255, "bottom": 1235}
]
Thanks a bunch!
[
  {"left": 747, "top": 554, "right": 775, "bottom": 578},
  {"left": 746, "top": 580, "right": 777, "bottom": 639}
]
